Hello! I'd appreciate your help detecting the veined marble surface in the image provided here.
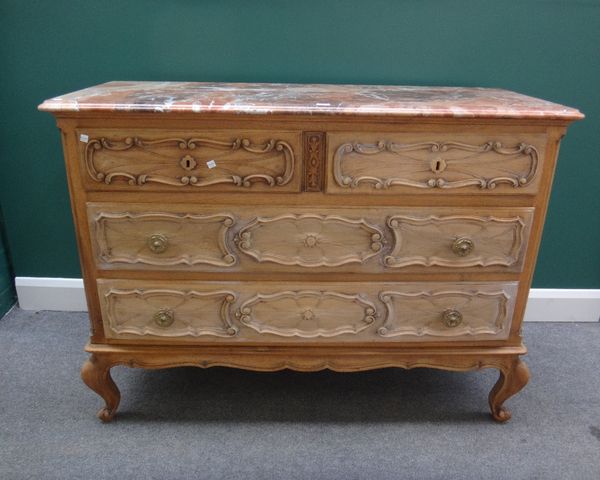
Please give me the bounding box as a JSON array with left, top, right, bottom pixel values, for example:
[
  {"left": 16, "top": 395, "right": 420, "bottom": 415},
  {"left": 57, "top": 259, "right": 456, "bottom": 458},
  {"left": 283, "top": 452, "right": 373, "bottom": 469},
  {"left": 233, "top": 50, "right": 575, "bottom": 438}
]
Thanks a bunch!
[{"left": 39, "top": 81, "right": 584, "bottom": 120}]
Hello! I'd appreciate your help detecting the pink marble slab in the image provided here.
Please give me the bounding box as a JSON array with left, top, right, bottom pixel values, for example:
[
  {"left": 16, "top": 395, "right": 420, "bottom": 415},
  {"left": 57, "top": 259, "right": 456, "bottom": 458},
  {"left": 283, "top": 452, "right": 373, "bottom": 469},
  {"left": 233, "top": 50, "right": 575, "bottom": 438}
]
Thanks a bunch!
[{"left": 39, "top": 81, "right": 583, "bottom": 120}]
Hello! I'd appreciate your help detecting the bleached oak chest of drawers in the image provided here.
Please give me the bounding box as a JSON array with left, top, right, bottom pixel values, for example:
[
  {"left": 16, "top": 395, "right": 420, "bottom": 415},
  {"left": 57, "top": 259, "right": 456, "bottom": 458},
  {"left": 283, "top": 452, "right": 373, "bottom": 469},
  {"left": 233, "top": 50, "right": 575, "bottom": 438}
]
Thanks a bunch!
[{"left": 40, "top": 82, "right": 583, "bottom": 422}]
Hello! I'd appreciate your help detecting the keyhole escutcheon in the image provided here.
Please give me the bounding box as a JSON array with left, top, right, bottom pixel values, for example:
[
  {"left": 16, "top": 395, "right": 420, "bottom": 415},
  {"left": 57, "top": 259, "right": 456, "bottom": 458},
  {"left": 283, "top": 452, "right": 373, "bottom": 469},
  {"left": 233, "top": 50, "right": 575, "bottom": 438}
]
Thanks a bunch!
[
  {"left": 180, "top": 154, "right": 197, "bottom": 171},
  {"left": 430, "top": 157, "right": 447, "bottom": 174}
]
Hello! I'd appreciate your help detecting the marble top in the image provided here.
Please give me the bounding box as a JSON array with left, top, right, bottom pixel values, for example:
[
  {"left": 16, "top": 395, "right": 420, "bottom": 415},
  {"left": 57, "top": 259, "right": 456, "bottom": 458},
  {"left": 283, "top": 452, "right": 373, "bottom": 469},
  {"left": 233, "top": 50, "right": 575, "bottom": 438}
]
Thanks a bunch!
[{"left": 39, "top": 81, "right": 583, "bottom": 120}]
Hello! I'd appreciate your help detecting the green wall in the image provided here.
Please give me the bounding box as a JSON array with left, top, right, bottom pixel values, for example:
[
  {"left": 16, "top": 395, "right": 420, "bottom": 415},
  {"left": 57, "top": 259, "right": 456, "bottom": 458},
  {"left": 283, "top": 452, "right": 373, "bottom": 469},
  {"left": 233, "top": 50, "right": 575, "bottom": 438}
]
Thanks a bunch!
[
  {"left": 0, "top": 206, "right": 16, "bottom": 317},
  {"left": 0, "top": 0, "right": 598, "bottom": 287}
]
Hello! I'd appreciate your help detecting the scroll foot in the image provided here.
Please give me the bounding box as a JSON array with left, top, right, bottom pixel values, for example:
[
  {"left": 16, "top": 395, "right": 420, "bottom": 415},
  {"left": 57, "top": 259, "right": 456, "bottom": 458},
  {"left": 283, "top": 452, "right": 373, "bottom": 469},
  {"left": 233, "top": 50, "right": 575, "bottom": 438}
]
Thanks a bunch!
[
  {"left": 81, "top": 354, "right": 121, "bottom": 422},
  {"left": 489, "top": 357, "right": 530, "bottom": 423}
]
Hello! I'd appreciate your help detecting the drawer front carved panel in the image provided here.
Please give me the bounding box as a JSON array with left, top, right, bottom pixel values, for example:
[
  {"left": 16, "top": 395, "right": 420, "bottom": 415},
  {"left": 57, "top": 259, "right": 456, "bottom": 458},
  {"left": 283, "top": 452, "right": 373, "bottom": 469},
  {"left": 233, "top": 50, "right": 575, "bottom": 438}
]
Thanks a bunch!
[
  {"left": 328, "top": 132, "right": 546, "bottom": 194},
  {"left": 378, "top": 283, "right": 517, "bottom": 340},
  {"left": 236, "top": 214, "right": 384, "bottom": 267},
  {"left": 384, "top": 211, "right": 532, "bottom": 270},
  {"left": 89, "top": 208, "right": 236, "bottom": 269},
  {"left": 237, "top": 290, "right": 377, "bottom": 338},
  {"left": 80, "top": 129, "right": 300, "bottom": 192},
  {"left": 98, "top": 283, "right": 238, "bottom": 339}
]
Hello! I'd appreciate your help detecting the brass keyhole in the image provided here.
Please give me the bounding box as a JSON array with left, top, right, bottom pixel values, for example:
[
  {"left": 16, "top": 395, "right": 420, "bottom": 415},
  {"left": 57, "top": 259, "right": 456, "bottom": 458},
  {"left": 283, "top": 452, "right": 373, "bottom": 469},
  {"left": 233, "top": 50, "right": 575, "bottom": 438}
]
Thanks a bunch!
[
  {"left": 430, "top": 157, "right": 447, "bottom": 174},
  {"left": 179, "top": 154, "right": 197, "bottom": 171}
]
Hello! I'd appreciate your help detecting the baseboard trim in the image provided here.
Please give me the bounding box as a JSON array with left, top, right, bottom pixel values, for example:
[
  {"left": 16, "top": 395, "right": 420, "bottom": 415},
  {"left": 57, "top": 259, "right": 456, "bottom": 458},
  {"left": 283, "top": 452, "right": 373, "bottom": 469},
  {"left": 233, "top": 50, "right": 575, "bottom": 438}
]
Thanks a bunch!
[
  {"left": 15, "top": 277, "right": 87, "bottom": 312},
  {"left": 14, "top": 277, "right": 600, "bottom": 322},
  {"left": 525, "top": 289, "right": 600, "bottom": 322}
]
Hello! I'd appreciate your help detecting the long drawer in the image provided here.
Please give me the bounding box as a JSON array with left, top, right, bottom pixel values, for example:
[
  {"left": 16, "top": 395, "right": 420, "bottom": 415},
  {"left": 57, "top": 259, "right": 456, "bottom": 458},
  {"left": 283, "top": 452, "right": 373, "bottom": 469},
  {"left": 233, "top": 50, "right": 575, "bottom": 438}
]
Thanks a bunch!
[
  {"left": 98, "top": 279, "right": 518, "bottom": 343},
  {"left": 326, "top": 131, "right": 546, "bottom": 194},
  {"left": 77, "top": 128, "right": 302, "bottom": 192},
  {"left": 88, "top": 203, "right": 533, "bottom": 273}
]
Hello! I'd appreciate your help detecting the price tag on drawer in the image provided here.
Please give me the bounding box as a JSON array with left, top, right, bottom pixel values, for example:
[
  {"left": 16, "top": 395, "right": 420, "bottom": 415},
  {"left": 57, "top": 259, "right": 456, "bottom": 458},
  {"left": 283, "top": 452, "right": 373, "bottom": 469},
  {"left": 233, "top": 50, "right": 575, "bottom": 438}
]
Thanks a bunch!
[
  {"left": 79, "top": 134, "right": 89, "bottom": 143},
  {"left": 206, "top": 160, "right": 217, "bottom": 169}
]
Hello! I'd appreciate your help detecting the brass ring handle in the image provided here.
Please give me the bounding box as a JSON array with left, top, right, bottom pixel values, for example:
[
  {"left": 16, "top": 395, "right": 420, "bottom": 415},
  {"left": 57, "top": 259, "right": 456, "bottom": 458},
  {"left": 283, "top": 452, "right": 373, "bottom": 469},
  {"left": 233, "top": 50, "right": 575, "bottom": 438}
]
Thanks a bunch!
[
  {"left": 442, "top": 309, "right": 463, "bottom": 328},
  {"left": 452, "top": 237, "right": 474, "bottom": 257},
  {"left": 148, "top": 233, "right": 169, "bottom": 254},
  {"left": 153, "top": 308, "right": 175, "bottom": 328}
]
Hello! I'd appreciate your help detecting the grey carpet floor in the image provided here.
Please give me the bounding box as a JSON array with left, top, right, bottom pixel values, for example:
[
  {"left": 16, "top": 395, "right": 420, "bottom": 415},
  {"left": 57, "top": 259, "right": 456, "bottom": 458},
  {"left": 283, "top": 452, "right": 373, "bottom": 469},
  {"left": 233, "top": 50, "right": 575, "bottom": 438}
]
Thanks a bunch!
[{"left": 0, "top": 307, "right": 599, "bottom": 480}]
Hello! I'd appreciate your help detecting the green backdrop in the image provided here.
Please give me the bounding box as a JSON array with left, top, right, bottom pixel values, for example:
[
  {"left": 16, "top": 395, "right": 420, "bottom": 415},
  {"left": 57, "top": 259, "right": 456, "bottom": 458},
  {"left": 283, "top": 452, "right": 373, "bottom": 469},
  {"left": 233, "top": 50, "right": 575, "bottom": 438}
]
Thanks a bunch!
[
  {"left": 0, "top": 206, "right": 16, "bottom": 316},
  {"left": 0, "top": 0, "right": 598, "bottom": 287}
]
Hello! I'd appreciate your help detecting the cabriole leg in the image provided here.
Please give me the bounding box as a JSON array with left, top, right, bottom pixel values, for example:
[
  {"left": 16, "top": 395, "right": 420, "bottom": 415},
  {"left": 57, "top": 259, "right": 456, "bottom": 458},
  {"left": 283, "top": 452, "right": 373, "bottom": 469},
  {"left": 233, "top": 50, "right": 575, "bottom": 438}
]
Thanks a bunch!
[
  {"left": 81, "top": 354, "right": 121, "bottom": 422},
  {"left": 489, "top": 357, "right": 530, "bottom": 423}
]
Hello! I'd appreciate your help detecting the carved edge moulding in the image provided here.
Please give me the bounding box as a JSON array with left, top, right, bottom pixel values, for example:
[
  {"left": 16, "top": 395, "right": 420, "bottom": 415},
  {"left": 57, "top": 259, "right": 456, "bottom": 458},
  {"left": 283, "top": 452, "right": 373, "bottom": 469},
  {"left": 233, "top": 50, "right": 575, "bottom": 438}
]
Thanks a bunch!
[
  {"left": 377, "top": 288, "right": 512, "bottom": 338},
  {"left": 235, "top": 213, "right": 385, "bottom": 267},
  {"left": 94, "top": 211, "right": 237, "bottom": 267},
  {"left": 84, "top": 135, "right": 296, "bottom": 188},
  {"left": 333, "top": 139, "right": 539, "bottom": 190},
  {"left": 235, "top": 290, "right": 378, "bottom": 338},
  {"left": 104, "top": 288, "right": 238, "bottom": 337},
  {"left": 384, "top": 214, "right": 527, "bottom": 268}
]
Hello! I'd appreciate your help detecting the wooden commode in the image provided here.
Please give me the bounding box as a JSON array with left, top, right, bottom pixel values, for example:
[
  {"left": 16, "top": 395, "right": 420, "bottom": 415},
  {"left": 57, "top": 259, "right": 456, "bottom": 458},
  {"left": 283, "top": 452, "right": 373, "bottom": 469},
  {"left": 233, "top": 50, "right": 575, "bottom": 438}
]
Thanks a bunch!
[{"left": 39, "top": 82, "right": 583, "bottom": 422}]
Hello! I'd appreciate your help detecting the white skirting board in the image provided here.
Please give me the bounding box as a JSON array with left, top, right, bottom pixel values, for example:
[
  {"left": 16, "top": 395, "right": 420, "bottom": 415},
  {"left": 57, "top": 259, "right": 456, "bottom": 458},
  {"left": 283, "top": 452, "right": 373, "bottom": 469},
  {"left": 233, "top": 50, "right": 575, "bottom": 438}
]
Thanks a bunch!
[
  {"left": 15, "top": 277, "right": 88, "bottom": 312},
  {"left": 14, "top": 277, "right": 600, "bottom": 322}
]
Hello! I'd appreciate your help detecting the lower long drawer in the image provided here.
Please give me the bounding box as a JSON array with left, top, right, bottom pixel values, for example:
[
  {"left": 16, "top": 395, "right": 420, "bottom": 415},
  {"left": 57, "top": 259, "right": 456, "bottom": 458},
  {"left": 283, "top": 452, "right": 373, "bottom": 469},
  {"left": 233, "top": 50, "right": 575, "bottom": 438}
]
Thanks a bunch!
[{"left": 97, "top": 279, "right": 517, "bottom": 343}]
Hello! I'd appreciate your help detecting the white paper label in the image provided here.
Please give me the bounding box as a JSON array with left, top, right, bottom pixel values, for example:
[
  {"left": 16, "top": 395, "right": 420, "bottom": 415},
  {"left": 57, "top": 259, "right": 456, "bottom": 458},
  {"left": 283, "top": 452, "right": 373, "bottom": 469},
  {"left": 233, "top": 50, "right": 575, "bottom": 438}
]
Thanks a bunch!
[
  {"left": 206, "top": 160, "right": 217, "bottom": 169},
  {"left": 79, "top": 134, "right": 89, "bottom": 143}
]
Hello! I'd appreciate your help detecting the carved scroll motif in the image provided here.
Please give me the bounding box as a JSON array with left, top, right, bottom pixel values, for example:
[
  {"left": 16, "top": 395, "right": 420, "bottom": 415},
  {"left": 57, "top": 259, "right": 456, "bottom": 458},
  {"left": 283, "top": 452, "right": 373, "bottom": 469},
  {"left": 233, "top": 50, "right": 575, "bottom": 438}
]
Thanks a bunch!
[
  {"left": 84, "top": 136, "right": 295, "bottom": 188},
  {"left": 378, "top": 289, "right": 511, "bottom": 338},
  {"left": 236, "top": 290, "right": 377, "bottom": 338},
  {"left": 333, "top": 140, "right": 539, "bottom": 190},
  {"left": 235, "top": 214, "right": 385, "bottom": 267},
  {"left": 104, "top": 288, "right": 238, "bottom": 337}
]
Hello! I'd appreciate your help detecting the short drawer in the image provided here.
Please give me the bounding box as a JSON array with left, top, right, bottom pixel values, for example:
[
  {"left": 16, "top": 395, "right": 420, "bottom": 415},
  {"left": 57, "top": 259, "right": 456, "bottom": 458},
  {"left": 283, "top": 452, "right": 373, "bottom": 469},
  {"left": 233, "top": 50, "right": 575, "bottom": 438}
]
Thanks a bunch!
[
  {"left": 98, "top": 279, "right": 517, "bottom": 343},
  {"left": 327, "top": 131, "right": 546, "bottom": 194},
  {"left": 88, "top": 204, "right": 533, "bottom": 273},
  {"left": 78, "top": 129, "right": 301, "bottom": 192}
]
